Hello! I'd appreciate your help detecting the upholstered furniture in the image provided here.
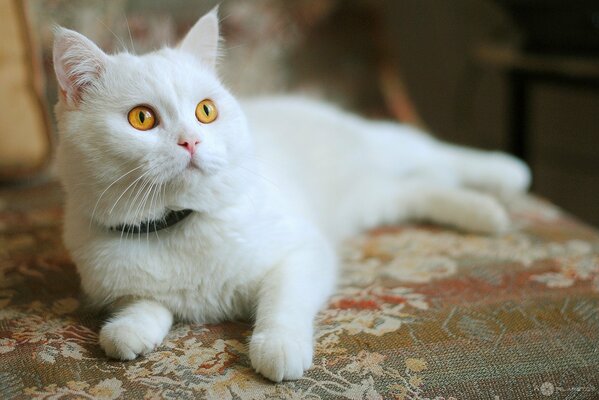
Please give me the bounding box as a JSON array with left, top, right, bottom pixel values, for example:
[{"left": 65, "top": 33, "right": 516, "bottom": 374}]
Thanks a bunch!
[
  {"left": 2, "top": 2, "right": 597, "bottom": 398},
  {"left": 1, "top": 182, "right": 598, "bottom": 399},
  {"left": 0, "top": 0, "right": 51, "bottom": 181}
]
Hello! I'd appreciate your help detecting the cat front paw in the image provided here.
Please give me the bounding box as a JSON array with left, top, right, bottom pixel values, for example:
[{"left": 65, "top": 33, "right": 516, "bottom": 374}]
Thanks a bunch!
[
  {"left": 249, "top": 329, "right": 313, "bottom": 382},
  {"left": 99, "top": 319, "right": 163, "bottom": 360}
]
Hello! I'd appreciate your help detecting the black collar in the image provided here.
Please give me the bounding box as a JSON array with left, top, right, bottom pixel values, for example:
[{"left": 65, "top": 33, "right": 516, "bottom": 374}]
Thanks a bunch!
[{"left": 109, "top": 209, "right": 194, "bottom": 235}]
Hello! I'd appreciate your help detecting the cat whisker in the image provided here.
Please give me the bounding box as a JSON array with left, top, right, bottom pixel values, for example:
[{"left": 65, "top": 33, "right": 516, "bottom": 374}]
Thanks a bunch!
[
  {"left": 156, "top": 180, "right": 169, "bottom": 242},
  {"left": 120, "top": 173, "right": 149, "bottom": 242},
  {"left": 120, "top": 176, "right": 148, "bottom": 242},
  {"left": 220, "top": 43, "right": 248, "bottom": 52},
  {"left": 238, "top": 164, "right": 281, "bottom": 191},
  {"left": 109, "top": 166, "right": 157, "bottom": 215},
  {"left": 150, "top": 181, "right": 164, "bottom": 243},
  {"left": 141, "top": 181, "right": 162, "bottom": 244},
  {"left": 217, "top": 11, "right": 233, "bottom": 24},
  {"left": 113, "top": 168, "right": 161, "bottom": 244},
  {"left": 124, "top": 175, "right": 155, "bottom": 241},
  {"left": 124, "top": 15, "right": 136, "bottom": 54},
  {"left": 146, "top": 180, "right": 162, "bottom": 244},
  {"left": 131, "top": 178, "right": 159, "bottom": 244},
  {"left": 90, "top": 164, "right": 144, "bottom": 231},
  {"left": 137, "top": 184, "right": 152, "bottom": 244},
  {"left": 95, "top": 17, "right": 128, "bottom": 53},
  {"left": 237, "top": 153, "right": 274, "bottom": 169}
]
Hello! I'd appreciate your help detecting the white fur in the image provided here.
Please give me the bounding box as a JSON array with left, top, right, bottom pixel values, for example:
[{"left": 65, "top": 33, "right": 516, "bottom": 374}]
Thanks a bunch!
[{"left": 53, "top": 10, "right": 530, "bottom": 382}]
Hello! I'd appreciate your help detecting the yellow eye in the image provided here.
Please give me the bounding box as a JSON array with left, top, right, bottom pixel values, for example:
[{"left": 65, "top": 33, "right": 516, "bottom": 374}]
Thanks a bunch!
[
  {"left": 196, "top": 99, "right": 218, "bottom": 123},
  {"left": 128, "top": 106, "right": 157, "bottom": 131}
]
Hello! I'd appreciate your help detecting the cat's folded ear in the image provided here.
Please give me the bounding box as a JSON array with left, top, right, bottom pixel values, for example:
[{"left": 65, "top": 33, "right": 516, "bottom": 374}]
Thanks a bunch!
[
  {"left": 179, "top": 6, "right": 220, "bottom": 71},
  {"left": 53, "top": 27, "right": 108, "bottom": 106}
]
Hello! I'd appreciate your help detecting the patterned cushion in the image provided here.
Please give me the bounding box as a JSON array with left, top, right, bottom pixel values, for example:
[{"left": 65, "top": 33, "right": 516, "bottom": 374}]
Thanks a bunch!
[{"left": 1, "top": 182, "right": 598, "bottom": 399}]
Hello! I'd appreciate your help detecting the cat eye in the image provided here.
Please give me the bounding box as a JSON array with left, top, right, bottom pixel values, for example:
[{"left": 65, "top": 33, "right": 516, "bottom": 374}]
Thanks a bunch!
[
  {"left": 128, "top": 106, "right": 157, "bottom": 131},
  {"left": 196, "top": 99, "right": 218, "bottom": 124}
]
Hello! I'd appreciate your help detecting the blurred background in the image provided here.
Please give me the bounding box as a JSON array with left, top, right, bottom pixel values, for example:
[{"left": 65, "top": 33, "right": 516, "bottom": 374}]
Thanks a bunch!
[{"left": 2, "top": 0, "right": 598, "bottom": 225}]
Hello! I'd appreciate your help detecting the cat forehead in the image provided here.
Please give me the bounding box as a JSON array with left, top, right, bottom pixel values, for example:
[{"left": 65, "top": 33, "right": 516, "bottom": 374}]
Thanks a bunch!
[{"left": 106, "top": 48, "right": 220, "bottom": 94}]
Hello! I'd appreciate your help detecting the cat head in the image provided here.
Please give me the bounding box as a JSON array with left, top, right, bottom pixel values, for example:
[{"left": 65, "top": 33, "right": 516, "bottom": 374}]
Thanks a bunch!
[{"left": 53, "top": 8, "right": 254, "bottom": 227}]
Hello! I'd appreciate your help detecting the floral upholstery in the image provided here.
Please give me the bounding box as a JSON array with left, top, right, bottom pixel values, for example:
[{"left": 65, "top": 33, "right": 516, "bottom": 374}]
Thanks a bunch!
[
  {"left": 1, "top": 181, "right": 598, "bottom": 399},
  {"left": 5, "top": 2, "right": 599, "bottom": 397}
]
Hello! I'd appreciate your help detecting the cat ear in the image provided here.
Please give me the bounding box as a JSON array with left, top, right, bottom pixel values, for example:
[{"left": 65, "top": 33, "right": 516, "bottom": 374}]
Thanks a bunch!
[
  {"left": 53, "top": 27, "right": 108, "bottom": 106},
  {"left": 179, "top": 7, "right": 220, "bottom": 70}
]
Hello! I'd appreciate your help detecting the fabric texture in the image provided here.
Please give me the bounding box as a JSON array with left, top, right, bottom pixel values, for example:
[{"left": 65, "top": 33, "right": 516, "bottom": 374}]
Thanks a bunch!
[{"left": 1, "top": 181, "right": 598, "bottom": 399}]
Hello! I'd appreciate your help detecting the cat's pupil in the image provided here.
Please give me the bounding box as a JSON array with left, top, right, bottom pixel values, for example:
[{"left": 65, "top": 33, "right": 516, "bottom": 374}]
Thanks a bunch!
[
  {"left": 139, "top": 111, "right": 145, "bottom": 123},
  {"left": 203, "top": 104, "right": 210, "bottom": 115}
]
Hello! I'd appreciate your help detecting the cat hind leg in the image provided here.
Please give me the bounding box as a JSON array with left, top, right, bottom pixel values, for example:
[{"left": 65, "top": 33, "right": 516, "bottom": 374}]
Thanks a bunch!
[
  {"left": 405, "top": 186, "right": 510, "bottom": 234},
  {"left": 337, "top": 176, "right": 510, "bottom": 235}
]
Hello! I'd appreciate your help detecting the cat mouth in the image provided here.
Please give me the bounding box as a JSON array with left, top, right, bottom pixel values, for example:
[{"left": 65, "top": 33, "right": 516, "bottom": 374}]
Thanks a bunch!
[
  {"left": 182, "top": 155, "right": 223, "bottom": 176},
  {"left": 186, "top": 158, "right": 211, "bottom": 176},
  {"left": 187, "top": 160, "right": 201, "bottom": 170}
]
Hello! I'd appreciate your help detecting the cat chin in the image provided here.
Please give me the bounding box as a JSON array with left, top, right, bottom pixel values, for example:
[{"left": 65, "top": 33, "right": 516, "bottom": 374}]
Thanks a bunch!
[
  {"left": 187, "top": 157, "right": 226, "bottom": 177},
  {"left": 178, "top": 164, "right": 214, "bottom": 181},
  {"left": 187, "top": 160, "right": 211, "bottom": 175}
]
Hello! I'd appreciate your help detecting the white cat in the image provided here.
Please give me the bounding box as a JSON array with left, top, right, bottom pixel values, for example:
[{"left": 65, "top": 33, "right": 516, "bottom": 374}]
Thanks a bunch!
[{"left": 53, "top": 9, "right": 530, "bottom": 382}]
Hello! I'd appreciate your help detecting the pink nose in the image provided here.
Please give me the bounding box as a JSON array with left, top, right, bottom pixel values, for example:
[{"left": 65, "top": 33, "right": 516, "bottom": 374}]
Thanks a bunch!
[{"left": 178, "top": 139, "right": 200, "bottom": 155}]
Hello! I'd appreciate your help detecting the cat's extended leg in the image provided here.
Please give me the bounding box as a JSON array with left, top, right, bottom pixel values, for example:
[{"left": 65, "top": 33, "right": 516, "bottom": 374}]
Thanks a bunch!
[
  {"left": 249, "top": 240, "right": 336, "bottom": 382},
  {"left": 99, "top": 299, "right": 173, "bottom": 360},
  {"left": 339, "top": 178, "right": 510, "bottom": 235},
  {"left": 405, "top": 186, "right": 510, "bottom": 233},
  {"left": 336, "top": 166, "right": 512, "bottom": 235},
  {"left": 440, "top": 144, "right": 531, "bottom": 195}
]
